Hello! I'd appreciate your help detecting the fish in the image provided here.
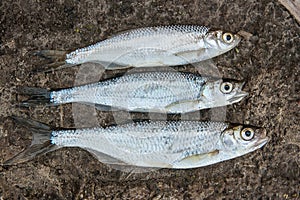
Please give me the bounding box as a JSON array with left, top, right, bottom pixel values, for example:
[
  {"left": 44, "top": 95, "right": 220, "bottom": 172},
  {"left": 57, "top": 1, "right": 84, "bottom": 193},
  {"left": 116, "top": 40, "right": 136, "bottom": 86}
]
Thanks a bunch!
[
  {"left": 3, "top": 117, "right": 269, "bottom": 169},
  {"left": 37, "top": 25, "right": 241, "bottom": 69},
  {"left": 18, "top": 71, "right": 248, "bottom": 113}
]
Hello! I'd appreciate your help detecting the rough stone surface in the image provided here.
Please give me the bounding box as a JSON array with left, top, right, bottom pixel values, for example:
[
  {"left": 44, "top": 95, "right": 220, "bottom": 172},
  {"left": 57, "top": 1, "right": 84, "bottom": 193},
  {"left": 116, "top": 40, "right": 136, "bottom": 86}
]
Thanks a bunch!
[{"left": 0, "top": 0, "right": 299, "bottom": 199}]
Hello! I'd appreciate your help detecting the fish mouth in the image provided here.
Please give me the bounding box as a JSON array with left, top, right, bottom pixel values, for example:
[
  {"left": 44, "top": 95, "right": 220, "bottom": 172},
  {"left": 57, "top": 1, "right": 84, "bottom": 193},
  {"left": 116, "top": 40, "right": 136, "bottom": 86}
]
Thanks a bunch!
[
  {"left": 228, "top": 91, "right": 248, "bottom": 103},
  {"left": 254, "top": 137, "right": 269, "bottom": 149},
  {"left": 234, "top": 34, "right": 242, "bottom": 44}
]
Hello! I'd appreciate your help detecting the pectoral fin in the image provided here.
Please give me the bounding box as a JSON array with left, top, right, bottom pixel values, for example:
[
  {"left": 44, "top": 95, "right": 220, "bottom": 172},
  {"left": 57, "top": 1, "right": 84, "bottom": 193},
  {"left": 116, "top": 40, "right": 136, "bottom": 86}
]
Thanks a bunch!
[
  {"left": 165, "top": 99, "right": 200, "bottom": 113},
  {"left": 175, "top": 150, "right": 219, "bottom": 168},
  {"left": 175, "top": 49, "right": 206, "bottom": 59},
  {"left": 91, "top": 60, "right": 134, "bottom": 70}
]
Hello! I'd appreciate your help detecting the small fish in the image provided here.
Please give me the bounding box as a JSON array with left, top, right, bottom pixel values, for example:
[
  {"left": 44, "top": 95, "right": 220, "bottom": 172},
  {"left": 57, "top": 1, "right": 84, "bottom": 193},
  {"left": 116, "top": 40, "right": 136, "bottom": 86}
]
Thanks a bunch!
[
  {"left": 38, "top": 25, "right": 241, "bottom": 69},
  {"left": 3, "top": 117, "right": 268, "bottom": 169},
  {"left": 19, "top": 71, "right": 248, "bottom": 113}
]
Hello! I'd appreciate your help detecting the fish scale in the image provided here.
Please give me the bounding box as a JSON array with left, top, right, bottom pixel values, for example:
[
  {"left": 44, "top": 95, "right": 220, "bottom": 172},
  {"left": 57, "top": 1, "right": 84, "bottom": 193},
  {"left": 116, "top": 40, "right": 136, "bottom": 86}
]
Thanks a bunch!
[
  {"left": 63, "top": 25, "right": 240, "bottom": 68},
  {"left": 92, "top": 25, "right": 208, "bottom": 46},
  {"left": 4, "top": 117, "right": 268, "bottom": 169},
  {"left": 51, "top": 121, "right": 227, "bottom": 163},
  {"left": 66, "top": 25, "right": 207, "bottom": 63},
  {"left": 50, "top": 71, "right": 207, "bottom": 112},
  {"left": 20, "top": 71, "right": 247, "bottom": 113}
]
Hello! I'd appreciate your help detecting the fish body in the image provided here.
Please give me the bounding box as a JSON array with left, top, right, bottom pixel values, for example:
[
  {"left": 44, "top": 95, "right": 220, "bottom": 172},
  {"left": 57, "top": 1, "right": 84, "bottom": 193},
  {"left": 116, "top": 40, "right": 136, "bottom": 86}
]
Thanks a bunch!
[
  {"left": 21, "top": 72, "right": 248, "bottom": 113},
  {"left": 64, "top": 25, "right": 241, "bottom": 69},
  {"left": 4, "top": 118, "right": 268, "bottom": 169}
]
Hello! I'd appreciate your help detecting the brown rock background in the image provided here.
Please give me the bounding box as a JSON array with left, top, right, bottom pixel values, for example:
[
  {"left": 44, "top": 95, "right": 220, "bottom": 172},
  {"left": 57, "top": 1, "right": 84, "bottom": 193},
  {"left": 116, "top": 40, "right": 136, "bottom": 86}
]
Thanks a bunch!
[{"left": 0, "top": 0, "right": 299, "bottom": 199}]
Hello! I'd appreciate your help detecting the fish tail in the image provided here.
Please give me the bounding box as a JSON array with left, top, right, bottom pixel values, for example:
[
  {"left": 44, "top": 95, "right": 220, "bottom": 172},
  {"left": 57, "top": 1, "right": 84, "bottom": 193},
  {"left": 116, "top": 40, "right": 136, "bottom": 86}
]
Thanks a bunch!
[
  {"left": 32, "top": 50, "right": 78, "bottom": 73},
  {"left": 31, "top": 62, "right": 77, "bottom": 73},
  {"left": 34, "top": 50, "right": 68, "bottom": 61},
  {"left": 3, "top": 116, "right": 58, "bottom": 165},
  {"left": 17, "top": 86, "right": 55, "bottom": 107}
]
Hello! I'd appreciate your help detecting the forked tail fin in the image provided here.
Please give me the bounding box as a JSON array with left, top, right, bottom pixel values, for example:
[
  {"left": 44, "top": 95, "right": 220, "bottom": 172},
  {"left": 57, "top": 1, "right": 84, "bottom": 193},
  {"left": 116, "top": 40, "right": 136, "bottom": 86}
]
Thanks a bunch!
[
  {"left": 3, "top": 116, "right": 59, "bottom": 165},
  {"left": 32, "top": 50, "right": 79, "bottom": 73},
  {"left": 16, "top": 86, "right": 54, "bottom": 107},
  {"left": 34, "top": 50, "right": 67, "bottom": 61}
]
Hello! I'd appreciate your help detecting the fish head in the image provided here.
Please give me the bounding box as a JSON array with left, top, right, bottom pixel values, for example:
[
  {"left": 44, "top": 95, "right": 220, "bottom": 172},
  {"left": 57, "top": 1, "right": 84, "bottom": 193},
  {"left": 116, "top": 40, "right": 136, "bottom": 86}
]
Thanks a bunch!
[
  {"left": 220, "top": 124, "right": 269, "bottom": 155},
  {"left": 201, "top": 78, "right": 248, "bottom": 107},
  {"left": 204, "top": 30, "right": 241, "bottom": 54}
]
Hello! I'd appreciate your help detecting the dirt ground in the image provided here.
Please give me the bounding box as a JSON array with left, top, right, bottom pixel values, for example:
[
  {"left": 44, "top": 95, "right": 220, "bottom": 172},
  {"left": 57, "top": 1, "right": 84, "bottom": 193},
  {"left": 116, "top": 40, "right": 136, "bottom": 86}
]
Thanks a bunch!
[{"left": 0, "top": 0, "right": 299, "bottom": 199}]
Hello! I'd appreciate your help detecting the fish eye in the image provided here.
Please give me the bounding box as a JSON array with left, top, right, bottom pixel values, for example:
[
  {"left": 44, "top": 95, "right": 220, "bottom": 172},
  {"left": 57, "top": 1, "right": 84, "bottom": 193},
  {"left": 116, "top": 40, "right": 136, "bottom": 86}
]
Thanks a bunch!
[
  {"left": 220, "top": 82, "right": 233, "bottom": 94},
  {"left": 222, "top": 33, "right": 234, "bottom": 43},
  {"left": 241, "top": 128, "right": 255, "bottom": 141}
]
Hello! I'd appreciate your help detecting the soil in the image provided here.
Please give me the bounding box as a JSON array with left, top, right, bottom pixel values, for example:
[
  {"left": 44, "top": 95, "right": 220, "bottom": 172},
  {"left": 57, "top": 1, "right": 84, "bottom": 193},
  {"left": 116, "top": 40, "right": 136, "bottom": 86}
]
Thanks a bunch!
[{"left": 0, "top": 0, "right": 299, "bottom": 199}]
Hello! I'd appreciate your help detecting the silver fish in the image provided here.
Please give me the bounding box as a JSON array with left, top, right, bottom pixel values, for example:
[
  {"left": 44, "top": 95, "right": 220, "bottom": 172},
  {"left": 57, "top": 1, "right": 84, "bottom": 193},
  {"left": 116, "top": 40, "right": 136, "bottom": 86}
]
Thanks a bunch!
[
  {"left": 20, "top": 71, "right": 248, "bottom": 113},
  {"left": 4, "top": 117, "right": 268, "bottom": 169},
  {"left": 39, "top": 25, "right": 241, "bottom": 69}
]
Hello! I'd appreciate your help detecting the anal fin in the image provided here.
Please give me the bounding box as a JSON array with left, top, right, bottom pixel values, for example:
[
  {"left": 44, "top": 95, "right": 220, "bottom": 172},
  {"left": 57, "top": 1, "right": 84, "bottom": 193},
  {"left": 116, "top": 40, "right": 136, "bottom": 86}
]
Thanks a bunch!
[
  {"left": 85, "top": 149, "right": 167, "bottom": 173},
  {"left": 173, "top": 150, "right": 220, "bottom": 169},
  {"left": 3, "top": 141, "right": 57, "bottom": 166},
  {"left": 85, "top": 148, "right": 128, "bottom": 166}
]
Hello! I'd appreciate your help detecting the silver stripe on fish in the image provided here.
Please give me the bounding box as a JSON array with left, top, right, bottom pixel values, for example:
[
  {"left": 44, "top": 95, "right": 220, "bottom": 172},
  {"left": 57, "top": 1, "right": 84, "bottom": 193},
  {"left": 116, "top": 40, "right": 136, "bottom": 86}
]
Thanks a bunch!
[
  {"left": 19, "top": 71, "right": 248, "bottom": 113},
  {"left": 3, "top": 117, "right": 268, "bottom": 169},
  {"left": 63, "top": 25, "right": 241, "bottom": 69}
]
